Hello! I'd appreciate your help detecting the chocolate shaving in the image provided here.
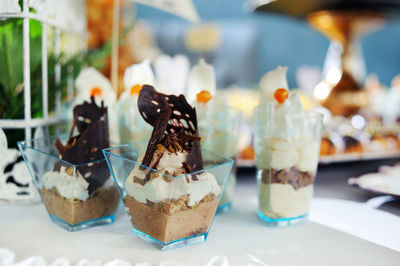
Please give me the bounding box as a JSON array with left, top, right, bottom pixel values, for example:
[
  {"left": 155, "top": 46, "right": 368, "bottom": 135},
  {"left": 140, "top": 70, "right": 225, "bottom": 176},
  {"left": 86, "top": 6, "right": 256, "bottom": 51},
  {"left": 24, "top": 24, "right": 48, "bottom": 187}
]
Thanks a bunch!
[
  {"left": 54, "top": 97, "right": 110, "bottom": 193},
  {"left": 151, "top": 152, "right": 164, "bottom": 171}
]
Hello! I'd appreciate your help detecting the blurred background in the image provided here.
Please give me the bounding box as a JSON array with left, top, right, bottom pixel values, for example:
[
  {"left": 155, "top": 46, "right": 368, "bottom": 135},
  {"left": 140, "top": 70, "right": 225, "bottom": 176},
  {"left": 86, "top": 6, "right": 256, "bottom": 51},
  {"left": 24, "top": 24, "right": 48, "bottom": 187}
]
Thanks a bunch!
[{"left": 135, "top": 0, "right": 400, "bottom": 88}]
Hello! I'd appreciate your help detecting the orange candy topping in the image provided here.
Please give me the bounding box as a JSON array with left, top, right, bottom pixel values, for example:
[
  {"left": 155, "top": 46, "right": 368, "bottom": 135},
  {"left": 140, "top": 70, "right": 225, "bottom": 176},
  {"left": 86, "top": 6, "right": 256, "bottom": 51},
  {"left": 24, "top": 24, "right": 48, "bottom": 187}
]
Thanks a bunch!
[
  {"left": 90, "top": 87, "right": 102, "bottom": 97},
  {"left": 196, "top": 90, "right": 212, "bottom": 103},
  {"left": 130, "top": 84, "right": 142, "bottom": 96},
  {"left": 274, "top": 88, "right": 289, "bottom": 104},
  {"left": 239, "top": 145, "right": 255, "bottom": 160}
]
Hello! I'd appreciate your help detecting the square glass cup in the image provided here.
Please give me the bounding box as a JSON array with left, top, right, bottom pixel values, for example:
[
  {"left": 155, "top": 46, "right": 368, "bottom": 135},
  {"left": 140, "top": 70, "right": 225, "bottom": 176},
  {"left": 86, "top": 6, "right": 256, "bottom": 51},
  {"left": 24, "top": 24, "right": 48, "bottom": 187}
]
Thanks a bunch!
[
  {"left": 18, "top": 135, "right": 120, "bottom": 231},
  {"left": 198, "top": 105, "right": 242, "bottom": 213},
  {"left": 103, "top": 142, "right": 234, "bottom": 250},
  {"left": 253, "top": 104, "right": 323, "bottom": 226}
]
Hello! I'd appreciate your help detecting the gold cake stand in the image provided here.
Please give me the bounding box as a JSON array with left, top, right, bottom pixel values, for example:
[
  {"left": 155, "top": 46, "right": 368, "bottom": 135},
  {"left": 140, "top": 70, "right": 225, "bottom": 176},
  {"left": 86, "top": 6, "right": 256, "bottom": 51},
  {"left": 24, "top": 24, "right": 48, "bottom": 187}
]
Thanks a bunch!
[{"left": 308, "top": 11, "right": 383, "bottom": 116}]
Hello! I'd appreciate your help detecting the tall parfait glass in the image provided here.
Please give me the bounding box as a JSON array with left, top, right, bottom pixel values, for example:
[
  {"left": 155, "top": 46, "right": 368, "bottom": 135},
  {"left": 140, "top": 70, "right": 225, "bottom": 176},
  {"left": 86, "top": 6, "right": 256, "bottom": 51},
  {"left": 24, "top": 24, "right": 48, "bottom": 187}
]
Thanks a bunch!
[{"left": 254, "top": 104, "right": 323, "bottom": 226}]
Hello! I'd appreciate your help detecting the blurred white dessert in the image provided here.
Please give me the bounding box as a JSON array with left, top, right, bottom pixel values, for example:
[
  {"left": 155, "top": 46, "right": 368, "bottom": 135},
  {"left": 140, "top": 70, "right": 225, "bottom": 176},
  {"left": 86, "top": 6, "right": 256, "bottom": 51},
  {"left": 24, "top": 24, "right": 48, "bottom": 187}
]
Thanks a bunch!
[
  {"left": 117, "top": 60, "right": 154, "bottom": 143},
  {"left": 255, "top": 66, "right": 322, "bottom": 219},
  {"left": 188, "top": 60, "right": 240, "bottom": 208}
]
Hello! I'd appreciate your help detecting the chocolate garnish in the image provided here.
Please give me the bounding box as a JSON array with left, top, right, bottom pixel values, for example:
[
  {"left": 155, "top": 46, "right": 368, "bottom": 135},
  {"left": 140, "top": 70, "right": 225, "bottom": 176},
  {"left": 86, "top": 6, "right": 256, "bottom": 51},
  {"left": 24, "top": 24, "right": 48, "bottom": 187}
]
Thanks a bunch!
[
  {"left": 151, "top": 152, "right": 164, "bottom": 171},
  {"left": 55, "top": 97, "right": 110, "bottom": 193},
  {"left": 140, "top": 104, "right": 172, "bottom": 169},
  {"left": 74, "top": 98, "right": 107, "bottom": 134},
  {"left": 138, "top": 85, "right": 197, "bottom": 138},
  {"left": 138, "top": 85, "right": 204, "bottom": 175},
  {"left": 185, "top": 130, "right": 203, "bottom": 177}
]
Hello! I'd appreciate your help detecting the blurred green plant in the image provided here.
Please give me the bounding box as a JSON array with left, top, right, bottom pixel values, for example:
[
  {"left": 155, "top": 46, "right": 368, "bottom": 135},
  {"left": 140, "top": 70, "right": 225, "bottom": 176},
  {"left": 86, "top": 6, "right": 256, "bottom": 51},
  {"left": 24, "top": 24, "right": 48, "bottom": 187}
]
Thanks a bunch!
[{"left": 0, "top": 18, "right": 111, "bottom": 147}]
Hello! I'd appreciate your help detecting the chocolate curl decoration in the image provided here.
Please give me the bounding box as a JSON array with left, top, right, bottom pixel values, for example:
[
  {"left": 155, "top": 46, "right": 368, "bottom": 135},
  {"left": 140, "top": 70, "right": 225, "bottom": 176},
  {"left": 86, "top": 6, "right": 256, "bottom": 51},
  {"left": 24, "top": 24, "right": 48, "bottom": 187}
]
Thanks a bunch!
[
  {"left": 138, "top": 85, "right": 197, "bottom": 137},
  {"left": 55, "top": 97, "right": 110, "bottom": 193},
  {"left": 140, "top": 104, "right": 172, "bottom": 169},
  {"left": 185, "top": 130, "right": 203, "bottom": 172},
  {"left": 138, "top": 85, "right": 203, "bottom": 172}
]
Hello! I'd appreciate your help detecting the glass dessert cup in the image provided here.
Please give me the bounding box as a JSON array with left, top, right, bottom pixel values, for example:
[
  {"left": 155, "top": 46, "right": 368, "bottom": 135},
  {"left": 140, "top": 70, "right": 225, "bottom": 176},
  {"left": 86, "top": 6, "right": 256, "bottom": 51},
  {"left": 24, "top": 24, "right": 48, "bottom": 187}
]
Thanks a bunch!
[
  {"left": 198, "top": 105, "right": 242, "bottom": 213},
  {"left": 254, "top": 105, "right": 323, "bottom": 227},
  {"left": 103, "top": 142, "right": 234, "bottom": 250},
  {"left": 18, "top": 135, "right": 120, "bottom": 231}
]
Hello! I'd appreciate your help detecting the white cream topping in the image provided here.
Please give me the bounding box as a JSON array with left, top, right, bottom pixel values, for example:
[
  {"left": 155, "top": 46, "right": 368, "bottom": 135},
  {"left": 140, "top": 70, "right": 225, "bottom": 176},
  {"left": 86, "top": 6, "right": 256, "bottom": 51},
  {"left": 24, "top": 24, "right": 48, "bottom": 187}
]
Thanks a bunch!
[
  {"left": 259, "top": 183, "right": 313, "bottom": 218},
  {"left": 74, "top": 67, "right": 116, "bottom": 107},
  {"left": 259, "top": 66, "right": 289, "bottom": 103},
  {"left": 125, "top": 150, "right": 221, "bottom": 206},
  {"left": 122, "top": 59, "right": 155, "bottom": 97},
  {"left": 268, "top": 94, "right": 306, "bottom": 141},
  {"left": 156, "top": 151, "right": 188, "bottom": 177},
  {"left": 42, "top": 167, "right": 89, "bottom": 200},
  {"left": 256, "top": 135, "right": 319, "bottom": 172},
  {"left": 187, "top": 59, "right": 216, "bottom": 103},
  {"left": 258, "top": 66, "right": 306, "bottom": 141},
  {"left": 256, "top": 66, "right": 320, "bottom": 171},
  {"left": 296, "top": 138, "right": 319, "bottom": 172}
]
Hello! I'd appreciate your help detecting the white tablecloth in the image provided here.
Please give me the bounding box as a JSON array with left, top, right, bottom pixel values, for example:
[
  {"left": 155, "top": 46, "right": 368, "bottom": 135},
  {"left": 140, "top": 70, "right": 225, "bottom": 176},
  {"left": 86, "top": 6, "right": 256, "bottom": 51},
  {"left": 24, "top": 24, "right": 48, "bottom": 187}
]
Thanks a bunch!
[{"left": 1, "top": 182, "right": 400, "bottom": 266}]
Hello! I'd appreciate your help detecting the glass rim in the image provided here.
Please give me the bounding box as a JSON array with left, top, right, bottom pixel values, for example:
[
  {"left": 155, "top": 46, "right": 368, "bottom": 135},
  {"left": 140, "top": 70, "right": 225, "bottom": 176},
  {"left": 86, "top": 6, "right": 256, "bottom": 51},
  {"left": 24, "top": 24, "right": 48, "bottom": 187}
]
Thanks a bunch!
[
  {"left": 103, "top": 143, "right": 235, "bottom": 180},
  {"left": 17, "top": 135, "right": 109, "bottom": 167},
  {"left": 254, "top": 103, "right": 324, "bottom": 121}
]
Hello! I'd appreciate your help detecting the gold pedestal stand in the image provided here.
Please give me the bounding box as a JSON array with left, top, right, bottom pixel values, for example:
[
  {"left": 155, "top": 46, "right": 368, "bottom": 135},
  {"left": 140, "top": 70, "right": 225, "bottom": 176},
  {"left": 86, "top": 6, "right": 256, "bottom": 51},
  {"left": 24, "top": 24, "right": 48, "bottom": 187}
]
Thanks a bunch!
[{"left": 308, "top": 11, "right": 384, "bottom": 116}]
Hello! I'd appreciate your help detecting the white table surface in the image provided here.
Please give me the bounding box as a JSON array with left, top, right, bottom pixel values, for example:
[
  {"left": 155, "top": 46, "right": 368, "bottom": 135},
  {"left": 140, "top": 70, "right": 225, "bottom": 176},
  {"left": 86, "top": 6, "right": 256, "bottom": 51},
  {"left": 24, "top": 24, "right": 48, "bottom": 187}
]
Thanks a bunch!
[{"left": 1, "top": 181, "right": 400, "bottom": 266}]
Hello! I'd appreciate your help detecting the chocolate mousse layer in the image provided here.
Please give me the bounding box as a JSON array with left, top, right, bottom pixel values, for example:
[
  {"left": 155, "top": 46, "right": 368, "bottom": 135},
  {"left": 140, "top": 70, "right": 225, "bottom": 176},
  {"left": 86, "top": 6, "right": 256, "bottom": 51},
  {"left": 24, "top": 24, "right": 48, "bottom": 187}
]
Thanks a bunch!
[
  {"left": 124, "top": 194, "right": 218, "bottom": 243},
  {"left": 40, "top": 186, "right": 119, "bottom": 225},
  {"left": 261, "top": 167, "right": 314, "bottom": 190}
]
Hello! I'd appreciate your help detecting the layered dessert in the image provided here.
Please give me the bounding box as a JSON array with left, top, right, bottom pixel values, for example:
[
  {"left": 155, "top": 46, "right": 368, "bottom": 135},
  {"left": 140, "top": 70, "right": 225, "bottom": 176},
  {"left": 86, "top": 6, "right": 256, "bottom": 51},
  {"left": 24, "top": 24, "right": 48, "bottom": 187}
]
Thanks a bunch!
[
  {"left": 123, "top": 85, "right": 222, "bottom": 243},
  {"left": 40, "top": 97, "right": 119, "bottom": 226},
  {"left": 256, "top": 66, "right": 322, "bottom": 220},
  {"left": 195, "top": 91, "right": 239, "bottom": 208}
]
